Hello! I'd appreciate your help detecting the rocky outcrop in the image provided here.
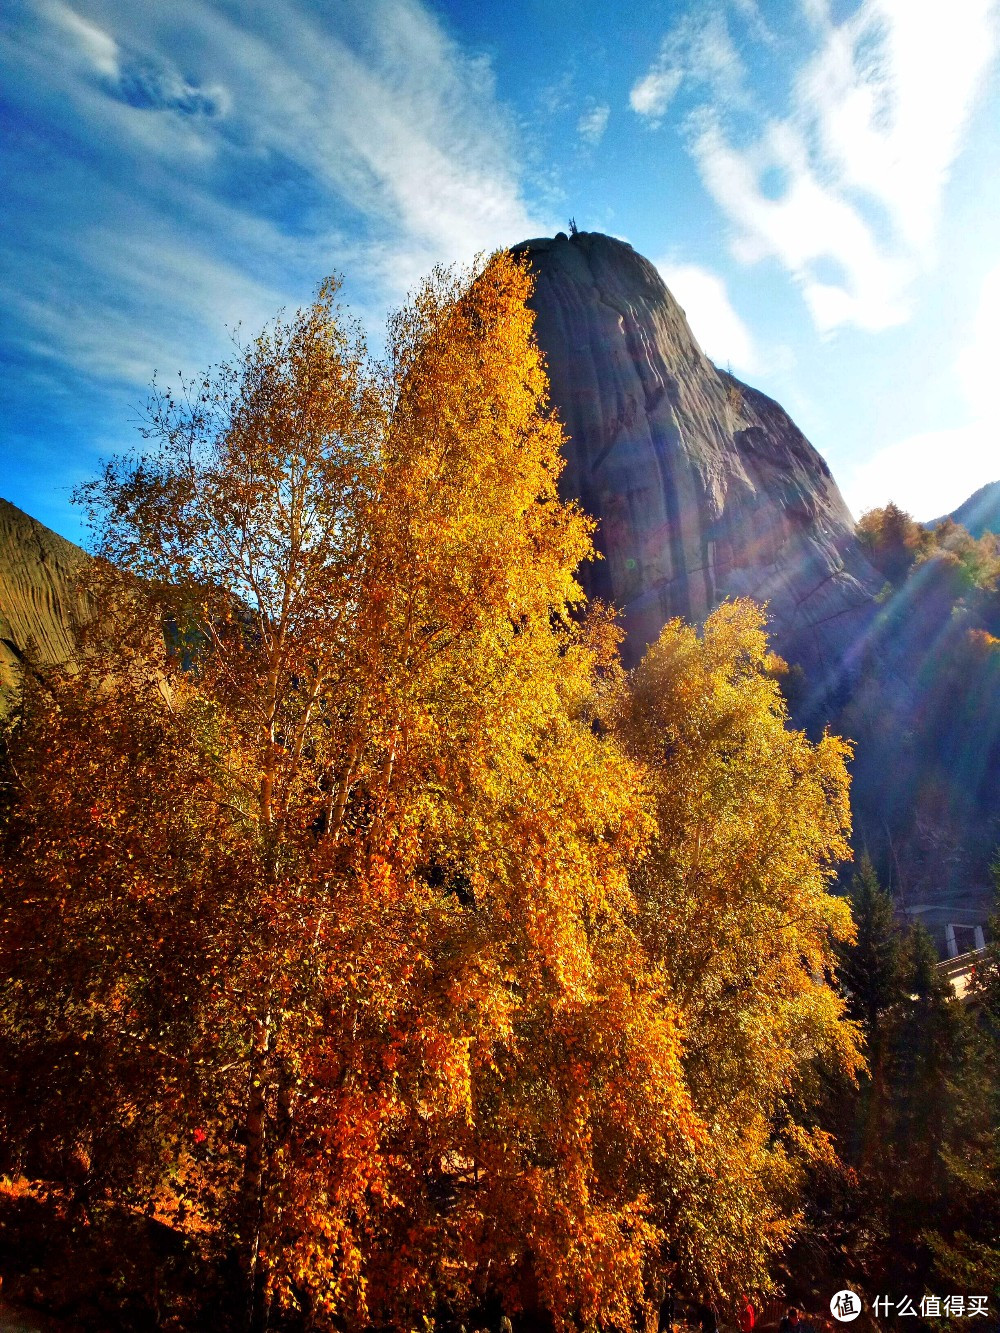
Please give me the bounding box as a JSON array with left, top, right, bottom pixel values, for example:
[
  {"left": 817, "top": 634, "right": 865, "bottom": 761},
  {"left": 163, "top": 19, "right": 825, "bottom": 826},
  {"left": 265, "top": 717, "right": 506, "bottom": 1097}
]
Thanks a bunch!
[
  {"left": 513, "top": 231, "right": 881, "bottom": 685},
  {"left": 0, "top": 498, "right": 87, "bottom": 704}
]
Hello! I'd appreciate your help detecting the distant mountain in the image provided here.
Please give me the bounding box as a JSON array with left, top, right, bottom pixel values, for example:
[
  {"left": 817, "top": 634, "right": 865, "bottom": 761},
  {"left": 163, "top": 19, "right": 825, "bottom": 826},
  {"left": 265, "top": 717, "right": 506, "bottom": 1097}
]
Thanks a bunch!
[
  {"left": 0, "top": 497, "right": 87, "bottom": 704},
  {"left": 929, "top": 480, "right": 1000, "bottom": 537}
]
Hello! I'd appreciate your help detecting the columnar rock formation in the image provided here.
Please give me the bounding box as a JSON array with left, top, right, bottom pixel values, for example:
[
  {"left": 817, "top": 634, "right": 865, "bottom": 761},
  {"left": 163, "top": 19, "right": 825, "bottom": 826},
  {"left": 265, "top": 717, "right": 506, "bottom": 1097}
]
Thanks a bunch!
[{"left": 513, "top": 231, "right": 881, "bottom": 681}]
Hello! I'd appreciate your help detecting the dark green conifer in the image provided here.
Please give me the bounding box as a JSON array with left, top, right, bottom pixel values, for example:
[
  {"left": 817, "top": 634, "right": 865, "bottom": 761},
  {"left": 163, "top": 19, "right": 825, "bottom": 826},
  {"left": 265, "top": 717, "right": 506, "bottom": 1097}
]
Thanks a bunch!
[
  {"left": 926, "top": 872, "right": 1000, "bottom": 1298},
  {"left": 837, "top": 853, "right": 902, "bottom": 1041}
]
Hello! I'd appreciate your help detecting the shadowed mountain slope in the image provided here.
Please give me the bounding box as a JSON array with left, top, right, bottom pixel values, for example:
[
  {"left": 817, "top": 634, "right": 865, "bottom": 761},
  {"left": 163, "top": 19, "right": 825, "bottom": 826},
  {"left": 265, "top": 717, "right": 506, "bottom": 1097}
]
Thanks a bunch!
[
  {"left": 930, "top": 479, "right": 1000, "bottom": 538},
  {"left": 0, "top": 498, "right": 87, "bottom": 703},
  {"left": 512, "top": 231, "right": 881, "bottom": 686}
]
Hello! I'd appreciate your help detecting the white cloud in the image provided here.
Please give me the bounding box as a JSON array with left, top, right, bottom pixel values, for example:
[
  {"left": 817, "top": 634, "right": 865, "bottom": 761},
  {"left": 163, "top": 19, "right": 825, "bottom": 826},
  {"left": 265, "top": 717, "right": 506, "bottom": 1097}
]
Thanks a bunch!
[
  {"left": 15, "top": 0, "right": 550, "bottom": 267},
  {"left": 845, "top": 423, "right": 993, "bottom": 521},
  {"left": 46, "top": 0, "right": 228, "bottom": 116},
  {"left": 577, "top": 101, "right": 610, "bottom": 145},
  {"left": 6, "top": 218, "right": 295, "bottom": 387},
  {"left": 802, "top": 0, "right": 996, "bottom": 258},
  {"left": 630, "top": 11, "right": 747, "bottom": 124},
  {"left": 170, "top": 0, "right": 547, "bottom": 275},
  {"left": 538, "top": 69, "right": 574, "bottom": 116},
  {"left": 845, "top": 263, "right": 1000, "bottom": 518},
  {"left": 630, "top": 66, "right": 682, "bottom": 121},
  {"left": 0, "top": 0, "right": 554, "bottom": 394},
  {"left": 47, "top": 0, "right": 119, "bottom": 77},
  {"left": 657, "top": 0, "right": 997, "bottom": 333},
  {"left": 730, "top": 0, "right": 776, "bottom": 44},
  {"left": 691, "top": 113, "right": 914, "bottom": 332},
  {"left": 656, "top": 261, "right": 759, "bottom": 374}
]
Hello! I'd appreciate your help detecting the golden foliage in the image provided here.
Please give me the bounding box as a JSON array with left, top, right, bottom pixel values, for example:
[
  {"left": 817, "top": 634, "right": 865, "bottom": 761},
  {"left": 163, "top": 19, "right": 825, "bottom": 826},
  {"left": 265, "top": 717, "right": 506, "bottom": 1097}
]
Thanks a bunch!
[
  {"left": 0, "top": 256, "right": 860, "bottom": 1330},
  {"left": 613, "top": 601, "right": 861, "bottom": 1298},
  {"left": 858, "top": 501, "right": 1000, "bottom": 592}
]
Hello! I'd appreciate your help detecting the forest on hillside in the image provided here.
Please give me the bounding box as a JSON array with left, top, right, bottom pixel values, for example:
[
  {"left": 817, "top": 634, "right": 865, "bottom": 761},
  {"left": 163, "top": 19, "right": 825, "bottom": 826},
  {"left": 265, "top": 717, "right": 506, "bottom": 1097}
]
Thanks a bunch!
[
  {"left": 838, "top": 502, "right": 1000, "bottom": 902},
  {"left": 0, "top": 256, "right": 997, "bottom": 1332}
]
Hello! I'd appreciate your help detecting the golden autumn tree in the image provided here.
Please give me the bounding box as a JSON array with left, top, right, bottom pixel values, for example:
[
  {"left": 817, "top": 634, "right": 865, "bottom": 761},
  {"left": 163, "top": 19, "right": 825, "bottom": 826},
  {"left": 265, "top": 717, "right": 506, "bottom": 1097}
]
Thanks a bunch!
[
  {"left": 613, "top": 601, "right": 862, "bottom": 1303},
  {"left": 0, "top": 255, "right": 697, "bottom": 1331},
  {"left": 0, "top": 256, "right": 864, "bottom": 1333}
]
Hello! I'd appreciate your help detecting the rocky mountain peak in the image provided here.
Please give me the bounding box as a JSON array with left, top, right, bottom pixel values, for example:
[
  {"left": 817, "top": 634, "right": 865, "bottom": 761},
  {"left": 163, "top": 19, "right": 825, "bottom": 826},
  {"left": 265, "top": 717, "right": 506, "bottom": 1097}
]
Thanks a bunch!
[{"left": 513, "top": 230, "right": 880, "bottom": 683}]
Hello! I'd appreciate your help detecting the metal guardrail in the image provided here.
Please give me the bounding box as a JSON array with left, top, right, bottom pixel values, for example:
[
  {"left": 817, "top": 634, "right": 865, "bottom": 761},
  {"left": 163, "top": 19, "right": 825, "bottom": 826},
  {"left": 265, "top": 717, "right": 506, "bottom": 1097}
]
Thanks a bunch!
[
  {"left": 938, "top": 946, "right": 987, "bottom": 977},
  {"left": 937, "top": 946, "right": 988, "bottom": 1000}
]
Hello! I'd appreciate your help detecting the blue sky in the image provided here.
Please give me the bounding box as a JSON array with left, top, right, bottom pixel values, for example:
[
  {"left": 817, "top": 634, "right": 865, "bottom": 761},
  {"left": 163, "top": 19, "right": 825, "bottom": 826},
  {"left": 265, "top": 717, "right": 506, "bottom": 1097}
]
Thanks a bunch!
[{"left": 3, "top": 0, "right": 999, "bottom": 542}]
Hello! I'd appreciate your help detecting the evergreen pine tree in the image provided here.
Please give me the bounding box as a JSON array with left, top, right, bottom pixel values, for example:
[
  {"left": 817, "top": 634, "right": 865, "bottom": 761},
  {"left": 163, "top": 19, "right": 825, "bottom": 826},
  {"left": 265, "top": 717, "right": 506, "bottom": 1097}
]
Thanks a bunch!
[
  {"left": 829, "top": 854, "right": 904, "bottom": 1260},
  {"left": 877, "top": 922, "right": 964, "bottom": 1285},
  {"left": 799, "top": 868, "right": 999, "bottom": 1298},
  {"left": 837, "top": 853, "right": 902, "bottom": 1042},
  {"left": 925, "top": 873, "right": 1000, "bottom": 1300},
  {"left": 893, "top": 923, "right": 958, "bottom": 1164}
]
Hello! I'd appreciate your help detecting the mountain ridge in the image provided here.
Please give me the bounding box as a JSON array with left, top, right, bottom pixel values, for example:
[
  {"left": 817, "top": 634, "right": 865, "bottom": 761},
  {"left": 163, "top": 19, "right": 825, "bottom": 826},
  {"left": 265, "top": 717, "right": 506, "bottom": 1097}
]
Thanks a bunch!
[{"left": 929, "top": 479, "right": 1000, "bottom": 537}]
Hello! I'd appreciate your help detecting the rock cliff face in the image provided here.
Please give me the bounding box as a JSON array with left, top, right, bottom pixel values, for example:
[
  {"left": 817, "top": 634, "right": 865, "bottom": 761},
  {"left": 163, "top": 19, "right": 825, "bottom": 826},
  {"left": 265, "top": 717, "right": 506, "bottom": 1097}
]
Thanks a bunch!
[
  {"left": 513, "top": 231, "right": 881, "bottom": 681},
  {"left": 0, "top": 498, "right": 87, "bottom": 704}
]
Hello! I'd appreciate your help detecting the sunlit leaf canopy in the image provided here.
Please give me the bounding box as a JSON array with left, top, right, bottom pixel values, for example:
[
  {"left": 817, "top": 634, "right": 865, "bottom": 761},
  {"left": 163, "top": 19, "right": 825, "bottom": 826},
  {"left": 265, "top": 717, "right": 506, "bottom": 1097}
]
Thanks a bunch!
[{"left": 0, "top": 253, "right": 862, "bottom": 1329}]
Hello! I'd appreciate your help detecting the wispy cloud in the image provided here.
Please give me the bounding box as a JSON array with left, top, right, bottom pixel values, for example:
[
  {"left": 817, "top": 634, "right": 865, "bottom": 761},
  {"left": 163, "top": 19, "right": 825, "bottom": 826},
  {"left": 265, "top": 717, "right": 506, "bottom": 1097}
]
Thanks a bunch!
[
  {"left": 48, "top": 1, "right": 119, "bottom": 76},
  {"left": 577, "top": 100, "right": 610, "bottom": 145},
  {"left": 0, "top": 0, "right": 551, "bottom": 395},
  {"left": 48, "top": 0, "right": 229, "bottom": 116},
  {"left": 689, "top": 111, "right": 915, "bottom": 332},
  {"left": 630, "top": 66, "right": 683, "bottom": 122},
  {"left": 846, "top": 263, "right": 1000, "bottom": 517},
  {"left": 656, "top": 261, "right": 759, "bottom": 374},
  {"left": 635, "top": 0, "right": 998, "bottom": 333},
  {"left": 630, "top": 11, "right": 747, "bottom": 125},
  {"left": 0, "top": 0, "right": 557, "bottom": 536}
]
